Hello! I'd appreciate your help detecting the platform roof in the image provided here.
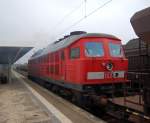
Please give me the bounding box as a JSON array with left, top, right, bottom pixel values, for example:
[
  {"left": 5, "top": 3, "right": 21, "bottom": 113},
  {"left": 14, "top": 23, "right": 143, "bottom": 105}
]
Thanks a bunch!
[
  {"left": 131, "top": 7, "right": 150, "bottom": 43},
  {"left": 0, "top": 46, "right": 33, "bottom": 64}
]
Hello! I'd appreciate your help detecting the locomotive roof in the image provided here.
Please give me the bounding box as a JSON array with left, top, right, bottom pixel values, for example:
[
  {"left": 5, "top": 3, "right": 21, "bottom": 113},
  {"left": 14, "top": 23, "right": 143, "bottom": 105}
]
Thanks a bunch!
[{"left": 31, "top": 33, "right": 120, "bottom": 60}]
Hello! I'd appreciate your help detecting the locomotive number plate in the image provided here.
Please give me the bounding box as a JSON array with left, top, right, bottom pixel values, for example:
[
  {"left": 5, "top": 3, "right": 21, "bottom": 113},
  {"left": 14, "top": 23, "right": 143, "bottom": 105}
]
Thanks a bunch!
[
  {"left": 105, "top": 71, "right": 125, "bottom": 79},
  {"left": 104, "top": 72, "right": 112, "bottom": 79}
]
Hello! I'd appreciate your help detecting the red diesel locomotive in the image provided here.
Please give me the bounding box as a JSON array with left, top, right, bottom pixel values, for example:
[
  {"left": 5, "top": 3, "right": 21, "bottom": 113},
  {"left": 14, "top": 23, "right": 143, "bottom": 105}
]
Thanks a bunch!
[{"left": 28, "top": 31, "right": 128, "bottom": 105}]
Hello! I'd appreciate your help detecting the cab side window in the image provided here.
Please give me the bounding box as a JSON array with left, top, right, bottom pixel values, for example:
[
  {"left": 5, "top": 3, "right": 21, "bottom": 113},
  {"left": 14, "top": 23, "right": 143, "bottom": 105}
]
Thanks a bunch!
[{"left": 70, "top": 47, "right": 80, "bottom": 59}]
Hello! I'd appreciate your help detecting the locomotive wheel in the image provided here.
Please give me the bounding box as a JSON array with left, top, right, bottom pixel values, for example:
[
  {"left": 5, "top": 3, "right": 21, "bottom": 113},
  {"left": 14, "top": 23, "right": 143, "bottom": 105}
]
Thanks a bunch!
[
  {"left": 44, "top": 82, "right": 52, "bottom": 89},
  {"left": 71, "top": 92, "right": 85, "bottom": 107},
  {"left": 51, "top": 85, "right": 59, "bottom": 93}
]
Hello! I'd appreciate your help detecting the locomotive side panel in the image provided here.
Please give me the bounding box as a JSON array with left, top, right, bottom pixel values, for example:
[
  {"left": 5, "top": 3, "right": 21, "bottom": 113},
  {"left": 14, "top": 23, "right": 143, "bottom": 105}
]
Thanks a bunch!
[{"left": 65, "top": 39, "right": 84, "bottom": 84}]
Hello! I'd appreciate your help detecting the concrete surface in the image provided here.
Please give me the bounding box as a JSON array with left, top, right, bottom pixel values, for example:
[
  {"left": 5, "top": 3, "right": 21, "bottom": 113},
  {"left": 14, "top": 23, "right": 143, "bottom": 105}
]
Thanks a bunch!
[
  {"left": 13, "top": 71, "right": 72, "bottom": 123},
  {"left": 0, "top": 72, "right": 60, "bottom": 123}
]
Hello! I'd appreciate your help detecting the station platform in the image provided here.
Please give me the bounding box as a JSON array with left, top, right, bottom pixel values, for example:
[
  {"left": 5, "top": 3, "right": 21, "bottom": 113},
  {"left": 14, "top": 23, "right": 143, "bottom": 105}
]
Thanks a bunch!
[
  {"left": 0, "top": 70, "right": 105, "bottom": 123},
  {"left": 0, "top": 71, "right": 58, "bottom": 123}
]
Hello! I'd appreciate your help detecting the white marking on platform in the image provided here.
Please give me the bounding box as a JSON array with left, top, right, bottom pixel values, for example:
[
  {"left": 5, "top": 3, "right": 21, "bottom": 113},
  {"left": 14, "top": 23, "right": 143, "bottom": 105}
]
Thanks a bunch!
[{"left": 13, "top": 71, "right": 72, "bottom": 123}]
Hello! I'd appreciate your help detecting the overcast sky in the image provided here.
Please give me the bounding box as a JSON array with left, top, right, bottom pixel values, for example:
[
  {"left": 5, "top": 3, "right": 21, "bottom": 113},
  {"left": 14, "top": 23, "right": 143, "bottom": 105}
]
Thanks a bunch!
[{"left": 0, "top": 0, "right": 149, "bottom": 63}]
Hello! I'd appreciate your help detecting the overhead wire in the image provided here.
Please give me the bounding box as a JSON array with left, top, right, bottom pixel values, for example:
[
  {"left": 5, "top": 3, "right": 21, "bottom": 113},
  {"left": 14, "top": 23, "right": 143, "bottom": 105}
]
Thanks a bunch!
[
  {"left": 30, "top": 2, "right": 86, "bottom": 58},
  {"left": 52, "top": 1, "right": 85, "bottom": 31},
  {"left": 86, "top": 0, "right": 112, "bottom": 18},
  {"left": 56, "top": 0, "right": 113, "bottom": 37},
  {"left": 84, "top": 0, "right": 87, "bottom": 18}
]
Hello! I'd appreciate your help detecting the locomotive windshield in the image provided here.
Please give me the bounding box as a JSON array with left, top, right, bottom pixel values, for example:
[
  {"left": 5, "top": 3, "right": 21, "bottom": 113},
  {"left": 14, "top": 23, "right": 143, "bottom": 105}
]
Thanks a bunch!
[
  {"left": 85, "top": 42, "right": 104, "bottom": 57},
  {"left": 109, "top": 43, "right": 123, "bottom": 57}
]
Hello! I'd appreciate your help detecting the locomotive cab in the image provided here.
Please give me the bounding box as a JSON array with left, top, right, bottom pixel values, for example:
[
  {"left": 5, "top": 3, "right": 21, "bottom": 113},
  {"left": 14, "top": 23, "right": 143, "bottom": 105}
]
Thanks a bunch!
[
  {"left": 67, "top": 36, "right": 128, "bottom": 94},
  {"left": 83, "top": 38, "right": 128, "bottom": 93}
]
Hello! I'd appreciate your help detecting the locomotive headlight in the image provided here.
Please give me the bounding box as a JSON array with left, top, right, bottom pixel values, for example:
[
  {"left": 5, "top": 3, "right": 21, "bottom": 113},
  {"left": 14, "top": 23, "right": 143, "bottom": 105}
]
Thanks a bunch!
[{"left": 106, "top": 63, "right": 113, "bottom": 71}]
